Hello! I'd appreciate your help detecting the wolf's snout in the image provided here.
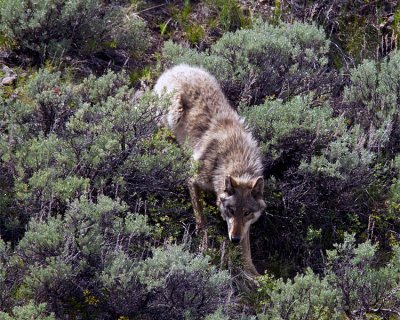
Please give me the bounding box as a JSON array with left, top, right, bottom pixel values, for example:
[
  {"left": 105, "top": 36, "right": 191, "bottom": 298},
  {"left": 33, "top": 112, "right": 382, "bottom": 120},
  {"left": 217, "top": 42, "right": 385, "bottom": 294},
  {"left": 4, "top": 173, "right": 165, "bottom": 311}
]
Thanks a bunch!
[{"left": 231, "top": 236, "right": 241, "bottom": 244}]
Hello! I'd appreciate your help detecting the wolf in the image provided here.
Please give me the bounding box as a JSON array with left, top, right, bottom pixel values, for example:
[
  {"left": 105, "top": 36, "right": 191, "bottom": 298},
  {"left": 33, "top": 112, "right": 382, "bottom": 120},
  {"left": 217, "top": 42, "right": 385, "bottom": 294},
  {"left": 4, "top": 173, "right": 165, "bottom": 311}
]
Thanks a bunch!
[{"left": 154, "top": 64, "right": 266, "bottom": 276}]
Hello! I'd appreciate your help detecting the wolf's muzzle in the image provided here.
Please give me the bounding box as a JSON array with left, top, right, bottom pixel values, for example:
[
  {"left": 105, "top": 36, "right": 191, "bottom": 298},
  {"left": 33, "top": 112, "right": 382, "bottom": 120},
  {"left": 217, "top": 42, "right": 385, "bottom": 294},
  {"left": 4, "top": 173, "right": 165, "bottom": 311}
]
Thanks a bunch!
[{"left": 231, "top": 236, "right": 241, "bottom": 244}]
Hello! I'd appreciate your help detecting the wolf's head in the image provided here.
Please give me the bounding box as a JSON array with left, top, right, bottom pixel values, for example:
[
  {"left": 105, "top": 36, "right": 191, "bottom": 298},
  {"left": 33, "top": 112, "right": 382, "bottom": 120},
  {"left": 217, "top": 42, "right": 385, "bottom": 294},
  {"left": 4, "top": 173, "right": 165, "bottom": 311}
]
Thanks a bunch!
[{"left": 217, "top": 176, "right": 265, "bottom": 244}]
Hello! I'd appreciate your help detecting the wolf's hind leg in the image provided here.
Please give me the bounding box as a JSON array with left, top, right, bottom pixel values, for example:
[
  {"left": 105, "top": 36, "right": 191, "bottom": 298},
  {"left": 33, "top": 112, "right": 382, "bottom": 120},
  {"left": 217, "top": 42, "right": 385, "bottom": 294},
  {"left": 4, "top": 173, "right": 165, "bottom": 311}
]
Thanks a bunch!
[{"left": 189, "top": 178, "right": 208, "bottom": 251}]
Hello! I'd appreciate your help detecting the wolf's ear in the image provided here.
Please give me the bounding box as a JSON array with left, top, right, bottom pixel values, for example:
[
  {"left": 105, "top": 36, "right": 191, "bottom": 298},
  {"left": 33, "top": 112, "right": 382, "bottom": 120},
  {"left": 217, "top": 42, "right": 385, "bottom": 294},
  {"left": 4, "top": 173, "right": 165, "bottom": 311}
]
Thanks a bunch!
[
  {"left": 224, "top": 175, "right": 238, "bottom": 195},
  {"left": 251, "top": 176, "right": 264, "bottom": 198}
]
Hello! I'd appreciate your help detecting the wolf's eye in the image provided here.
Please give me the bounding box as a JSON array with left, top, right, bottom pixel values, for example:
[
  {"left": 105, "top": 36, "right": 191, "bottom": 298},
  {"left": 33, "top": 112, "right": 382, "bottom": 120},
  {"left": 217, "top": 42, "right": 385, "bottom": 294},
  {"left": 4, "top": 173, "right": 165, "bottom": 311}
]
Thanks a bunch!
[{"left": 226, "top": 206, "right": 235, "bottom": 215}]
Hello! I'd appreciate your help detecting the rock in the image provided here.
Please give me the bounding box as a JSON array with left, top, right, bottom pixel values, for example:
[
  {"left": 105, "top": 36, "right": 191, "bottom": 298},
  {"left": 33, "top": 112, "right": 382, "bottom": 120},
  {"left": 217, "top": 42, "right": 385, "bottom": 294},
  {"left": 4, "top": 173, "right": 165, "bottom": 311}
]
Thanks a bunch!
[
  {"left": 2, "top": 65, "right": 13, "bottom": 74},
  {"left": 1, "top": 75, "right": 16, "bottom": 85}
]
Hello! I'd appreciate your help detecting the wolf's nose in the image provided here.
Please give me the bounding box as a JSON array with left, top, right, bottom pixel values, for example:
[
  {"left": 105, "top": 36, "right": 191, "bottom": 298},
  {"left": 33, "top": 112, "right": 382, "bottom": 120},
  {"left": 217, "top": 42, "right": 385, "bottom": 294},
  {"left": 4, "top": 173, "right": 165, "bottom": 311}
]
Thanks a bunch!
[{"left": 231, "top": 236, "right": 241, "bottom": 244}]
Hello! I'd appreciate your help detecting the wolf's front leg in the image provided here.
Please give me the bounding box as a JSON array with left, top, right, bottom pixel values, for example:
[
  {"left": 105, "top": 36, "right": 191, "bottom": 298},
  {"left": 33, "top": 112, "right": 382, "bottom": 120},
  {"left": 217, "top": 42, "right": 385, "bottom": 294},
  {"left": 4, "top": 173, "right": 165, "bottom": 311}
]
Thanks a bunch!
[
  {"left": 241, "top": 231, "right": 260, "bottom": 277},
  {"left": 188, "top": 178, "right": 208, "bottom": 252}
]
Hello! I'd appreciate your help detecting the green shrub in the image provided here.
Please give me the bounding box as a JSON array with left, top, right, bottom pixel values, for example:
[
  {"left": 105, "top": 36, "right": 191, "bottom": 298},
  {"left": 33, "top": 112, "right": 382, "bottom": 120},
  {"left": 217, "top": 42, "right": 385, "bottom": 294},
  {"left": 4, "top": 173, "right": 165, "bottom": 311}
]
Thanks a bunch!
[
  {"left": 270, "top": 0, "right": 393, "bottom": 64},
  {"left": 245, "top": 95, "right": 373, "bottom": 178},
  {"left": 210, "top": 0, "right": 251, "bottom": 32},
  {"left": 259, "top": 270, "right": 340, "bottom": 320},
  {"left": 345, "top": 50, "right": 400, "bottom": 155},
  {"left": 0, "top": 66, "right": 236, "bottom": 318},
  {"left": 341, "top": 49, "right": 400, "bottom": 254},
  {"left": 257, "top": 234, "right": 400, "bottom": 319},
  {"left": 244, "top": 95, "right": 375, "bottom": 274},
  {"left": 299, "top": 125, "right": 374, "bottom": 180},
  {"left": 1, "top": 196, "right": 233, "bottom": 319},
  {"left": 136, "top": 245, "right": 231, "bottom": 319},
  {"left": 0, "top": 238, "right": 11, "bottom": 310},
  {"left": 0, "top": 0, "right": 149, "bottom": 62},
  {"left": 0, "top": 68, "right": 191, "bottom": 242},
  {"left": 162, "top": 20, "right": 333, "bottom": 105},
  {"left": 386, "top": 155, "right": 400, "bottom": 221},
  {"left": 326, "top": 234, "right": 400, "bottom": 318},
  {"left": 204, "top": 309, "right": 231, "bottom": 320},
  {"left": 243, "top": 95, "right": 343, "bottom": 158},
  {"left": 0, "top": 301, "right": 55, "bottom": 320}
]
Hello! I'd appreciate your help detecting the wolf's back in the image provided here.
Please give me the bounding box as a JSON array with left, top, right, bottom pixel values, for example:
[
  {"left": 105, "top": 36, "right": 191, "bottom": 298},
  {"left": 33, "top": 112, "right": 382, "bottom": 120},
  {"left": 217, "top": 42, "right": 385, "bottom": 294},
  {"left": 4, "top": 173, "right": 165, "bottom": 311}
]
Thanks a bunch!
[
  {"left": 154, "top": 64, "right": 220, "bottom": 96},
  {"left": 154, "top": 64, "right": 233, "bottom": 147},
  {"left": 155, "top": 64, "right": 263, "bottom": 193}
]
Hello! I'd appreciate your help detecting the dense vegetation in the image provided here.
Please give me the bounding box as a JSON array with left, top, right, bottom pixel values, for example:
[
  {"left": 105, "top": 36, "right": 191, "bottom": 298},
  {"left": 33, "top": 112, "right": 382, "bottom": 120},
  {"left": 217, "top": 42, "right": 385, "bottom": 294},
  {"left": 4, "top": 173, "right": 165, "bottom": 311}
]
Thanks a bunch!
[{"left": 0, "top": 0, "right": 400, "bottom": 319}]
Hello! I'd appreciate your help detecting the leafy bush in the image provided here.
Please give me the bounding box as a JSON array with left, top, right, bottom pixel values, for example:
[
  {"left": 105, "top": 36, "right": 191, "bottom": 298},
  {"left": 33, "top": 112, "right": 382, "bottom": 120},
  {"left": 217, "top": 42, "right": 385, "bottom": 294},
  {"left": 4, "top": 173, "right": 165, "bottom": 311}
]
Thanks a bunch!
[
  {"left": 0, "top": 301, "right": 55, "bottom": 320},
  {"left": 0, "top": 68, "right": 193, "bottom": 243},
  {"left": 0, "top": 0, "right": 149, "bottom": 63},
  {"left": 162, "top": 20, "right": 333, "bottom": 105},
  {"left": 257, "top": 234, "right": 400, "bottom": 319},
  {"left": 345, "top": 51, "right": 400, "bottom": 155},
  {"left": 208, "top": 0, "right": 251, "bottom": 32},
  {"left": 259, "top": 270, "right": 339, "bottom": 320},
  {"left": 0, "top": 66, "right": 236, "bottom": 318},
  {"left": 136, "top": 245, "right": 231, "bottom": 319},
  {"left": 271, "top": 0, "right": 396, "bottom": 63},
  {"left": 0, "top": 196, "right": 232, "bottom": 319},
  {"left": 243, "top": 95, "right": 343, "bottom": 158},
  {"left": 243, "top": 95, "right": 375, "bottom": 274}
]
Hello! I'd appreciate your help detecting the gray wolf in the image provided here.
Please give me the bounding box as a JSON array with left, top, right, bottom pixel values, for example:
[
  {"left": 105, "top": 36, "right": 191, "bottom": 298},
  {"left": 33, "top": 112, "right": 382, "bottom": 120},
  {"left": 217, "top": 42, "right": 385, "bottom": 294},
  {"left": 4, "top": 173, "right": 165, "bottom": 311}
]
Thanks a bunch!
[{"left": 154, "top": 64, "right": 265, "bottom": 276}]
